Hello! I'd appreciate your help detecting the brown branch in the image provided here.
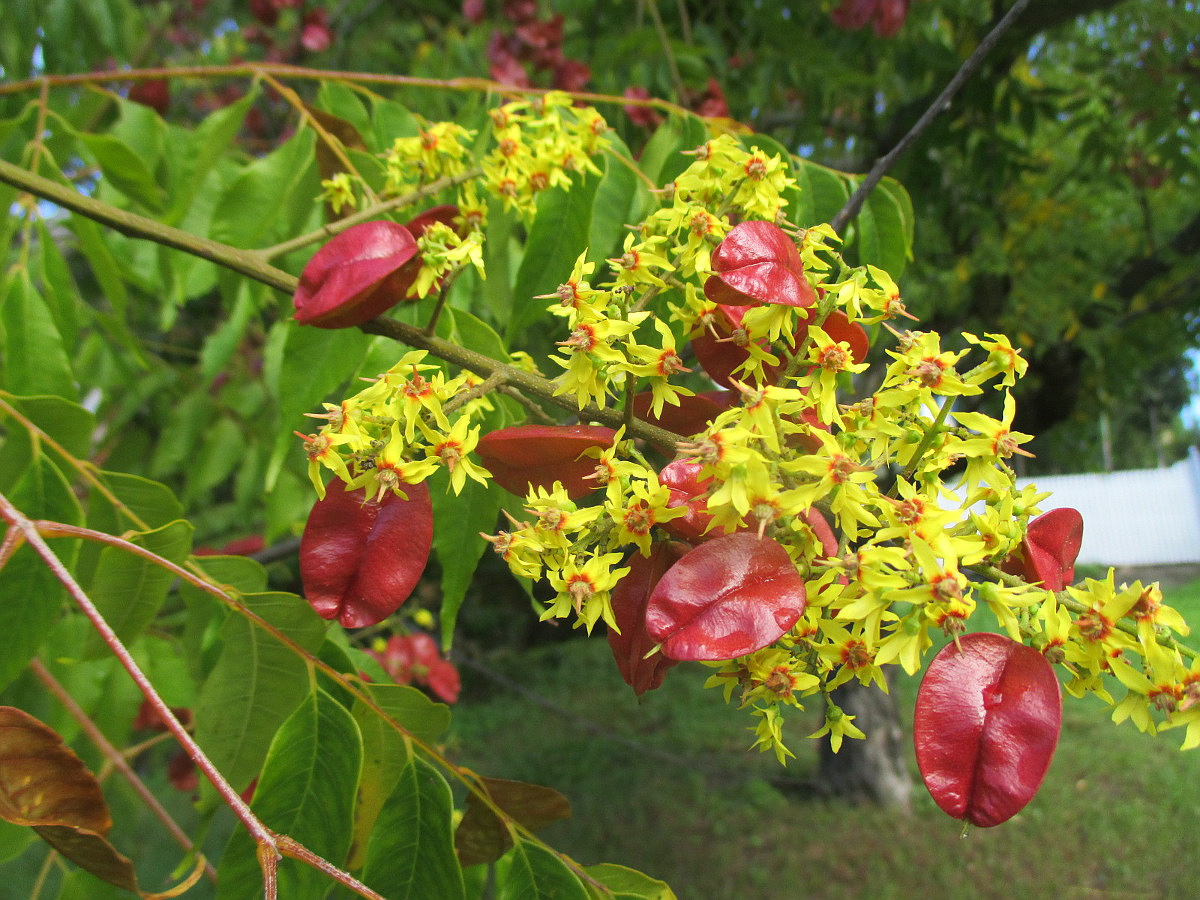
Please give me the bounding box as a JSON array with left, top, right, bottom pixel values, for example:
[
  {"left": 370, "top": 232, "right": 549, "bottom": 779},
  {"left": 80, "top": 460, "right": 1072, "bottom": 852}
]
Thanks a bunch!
[
  {"left": 830, "top": 0, "right": 1035, "bottom": 235},
  {"left": 0, "top": 158, "right": 684, "bottom": 449},
  {"left": 359, "top": 317, "right": 685, "bottom": 449},
  {"left": 0, "top": 158, "right": 296, "bottom": 294}
]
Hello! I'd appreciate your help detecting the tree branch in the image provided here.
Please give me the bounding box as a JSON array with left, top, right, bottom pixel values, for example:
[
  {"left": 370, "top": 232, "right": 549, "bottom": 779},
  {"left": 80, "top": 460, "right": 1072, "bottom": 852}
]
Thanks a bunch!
[
  {"left": 0, "top": 156, "right": 684, "bottom": 449},
  {"left": 0, "top": 158, "right": 296, "bottom": 294},
  {"left": 830, "top": 0, "right": 1035, "bottom": 235}
]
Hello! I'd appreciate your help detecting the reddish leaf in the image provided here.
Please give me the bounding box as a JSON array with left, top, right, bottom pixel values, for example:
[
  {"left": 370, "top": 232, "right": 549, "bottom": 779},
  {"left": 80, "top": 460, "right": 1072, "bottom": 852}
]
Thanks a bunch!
[
  {"left": 300, "top": 480, "right": 433, "bottom": 628},
  {"left": 607, "top": 542, "right": 690, "bottom": 695},
  {"left": 631, "top": 389, "right": 737, "bottom": 439},
  {"left": 456, "top": 777, "right": 571, "bottom": 867},
  {"left": 914, "top": 633, "right": 1062, "bottom": 828},
  {"left": 703, "top": 220, "right": 817, "bottom": 309},
  {"left": 1001, "top": 508, "right": 1084, "bottom": 592},
  {"left": 645, "top": 533, "right": 806, "bottom": 660},
  {"left": 0, "top": 707, "right": 139, "bottom": 892},
  {"left": 293, "top": 221, "right": 418, "bottom": 328},
  {"left": 476, "top": 424, "right": 615, "bottom": 499}
]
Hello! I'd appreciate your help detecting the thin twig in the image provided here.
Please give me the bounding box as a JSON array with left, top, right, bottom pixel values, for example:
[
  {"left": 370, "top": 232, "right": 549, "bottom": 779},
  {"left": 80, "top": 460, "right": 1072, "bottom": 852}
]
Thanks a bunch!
[
  {"left": 257, "top": 170, "right": 481, "bottom": 260},
  {"left": 0, "top": 62, "right": 689, "bottom": 119},
  {"left": 830, "top": 0, "right": 1035, "bottom": 235},
  {"left": 644, "top": 0, "right": 688, "bottom": 106}
]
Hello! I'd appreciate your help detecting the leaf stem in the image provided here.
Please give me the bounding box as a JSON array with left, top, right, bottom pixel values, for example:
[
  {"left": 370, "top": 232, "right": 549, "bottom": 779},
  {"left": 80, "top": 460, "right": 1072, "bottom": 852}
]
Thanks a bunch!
[{"left": 257, "top": 169, "right": 482, "bottom": 261}]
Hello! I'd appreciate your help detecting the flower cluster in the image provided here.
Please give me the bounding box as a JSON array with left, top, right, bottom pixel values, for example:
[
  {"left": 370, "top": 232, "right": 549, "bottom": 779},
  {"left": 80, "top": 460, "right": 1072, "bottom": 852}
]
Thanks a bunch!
[
  {"left": 295, "top": 349, "right": 492, "bottom": 500},
  {"left": 301, "top": 99, "right": 1196, "bottom": 764}
]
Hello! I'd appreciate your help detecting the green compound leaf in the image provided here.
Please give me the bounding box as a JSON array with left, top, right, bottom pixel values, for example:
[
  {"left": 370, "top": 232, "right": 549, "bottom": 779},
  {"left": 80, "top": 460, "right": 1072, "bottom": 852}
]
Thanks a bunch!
[
  {"left": 361, "top": 755, "right": 465, "bottom": 900},
  {"left": 217, "top": 689, "right": 362, "bottom": 900},
  {"left": 193, "top": 592, "right": 327, "bottom": 797}
]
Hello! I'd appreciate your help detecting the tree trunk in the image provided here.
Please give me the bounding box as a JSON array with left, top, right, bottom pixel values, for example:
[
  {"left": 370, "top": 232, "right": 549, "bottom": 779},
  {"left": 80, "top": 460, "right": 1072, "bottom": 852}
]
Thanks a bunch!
[{"left": 816, "top": 673, "right": 912, "bottom": 810}]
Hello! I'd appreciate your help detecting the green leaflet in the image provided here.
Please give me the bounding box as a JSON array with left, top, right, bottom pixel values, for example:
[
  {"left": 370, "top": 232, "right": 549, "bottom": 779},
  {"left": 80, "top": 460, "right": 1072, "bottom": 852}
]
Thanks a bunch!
[
  {"left": 262, "top": 318, "right": 370, "bottom": 491},
  {"left": 193, "top": 592, "right": 328, "bottom": 797},
  {"left": 638, "top": 114, "right": 709, "bottom": 187},
  {"left": 431, "top": 468, "right": 502, "bottom": 650},
  {"left": 164, "top": 86, "right": 258, "bottom": 225},
  {"left": 508, "top": 172, "right": 601, "bottom": 342},
  {"left": 793, "top": 157, "right": 850, "bottom": 227},
  {"left": 586, "top": 136, "right": 644, "bottom": 270},
  {"left": 217, "top": 689, "right": 362, "bottom": 900},
  {"left": 856, "top": 177, "right": 914, "bottom": 278},
  {"left": 499, "top": 841, "right": 588, "bottom": 900},
  {"left": 81, "top": 519, "right": 194, "bottom": 660},
  {"left": 210, "top": 129, "right": 317, "bottom": 250},
  {"left": 0, "top": 268, "right": 76, "bottom": 399},
  {"left": 76, "top": 130, "right": 166, "bottom": 212},
  {"left": 360, "top": 755, "right": 465, "bottom": 900},
  {"left": 583, "top": 864, "right": 678, "bottom": 900},
  {"left": 0, "top": 395, "right": 95, "bottom": 495},
  {"left": 0, "top": 457, "right": 82, "bottom": 692},
  {"left": 348, "top": 679, "right": 453, "bottom": 867}
]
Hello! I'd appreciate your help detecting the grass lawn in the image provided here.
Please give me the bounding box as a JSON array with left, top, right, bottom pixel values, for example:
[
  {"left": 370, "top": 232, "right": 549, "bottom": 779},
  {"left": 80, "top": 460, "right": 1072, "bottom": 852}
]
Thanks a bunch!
[{"left": 448, "top": 578, "right": 1200, "bottom": 900}]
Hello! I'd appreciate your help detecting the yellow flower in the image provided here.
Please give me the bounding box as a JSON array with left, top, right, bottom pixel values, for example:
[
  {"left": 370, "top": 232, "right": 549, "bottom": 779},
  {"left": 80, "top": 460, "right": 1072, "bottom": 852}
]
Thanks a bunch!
[
  {"left": 808, "top": 701, "right": 866, "bottom": 753},
  {"left": 420, "top": 416, "right": 490, "bottom": 495},
  {"left": 544, "top": 551, "right": 630, "bottom": 633}
]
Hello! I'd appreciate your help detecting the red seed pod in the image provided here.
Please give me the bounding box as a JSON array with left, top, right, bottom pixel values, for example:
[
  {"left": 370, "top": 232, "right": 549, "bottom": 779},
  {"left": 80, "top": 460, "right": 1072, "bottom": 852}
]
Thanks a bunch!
[
  {"left": 476, "top": 424, "right": 616, "bottom": 499},
  {"left": 607, "top": 542, "right": 691, "bottom": 696},
  {"left": 703, "top": 220, "right": 817, "bottom": 309},
  {"left": 658, "top": 459, "right": 717, "bottom": 544},
  {"left": 368, "top": 632, "right": 461, "bottom": 704},
  {"left": 1001, "top": 508, "right": 1084, "bottom": 592},
  {"left": 631, "top": 389, "right": 737, "bottom": 440},
  {"left": 914, "top": 632, "right": 1062, "bottom": 827},
  {"left": 644, "top": 533, "right": 806, "bottom": 661},
  {"left": 691, "top": 304, "right": 763, "bottom": 388},
  {"left": 300, "top": 480, "right": 433, "bottom": 628},
  {"left": 293, "top": 221, "right": 418, "bottom": 328}
]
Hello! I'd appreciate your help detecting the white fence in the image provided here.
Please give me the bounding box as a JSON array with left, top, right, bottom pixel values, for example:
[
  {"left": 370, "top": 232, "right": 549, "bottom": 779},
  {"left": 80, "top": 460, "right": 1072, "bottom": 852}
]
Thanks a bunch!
[{"left": 1014, "top": 446, "right": 1200, "bottom": 566}]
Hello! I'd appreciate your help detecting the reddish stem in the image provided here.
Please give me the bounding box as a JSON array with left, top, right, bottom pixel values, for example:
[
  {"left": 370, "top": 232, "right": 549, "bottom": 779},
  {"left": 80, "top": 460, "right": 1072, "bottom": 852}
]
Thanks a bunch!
[
  {"left": 29, "top": 659, "right": 219, "bottom": 884},
  {"left": 0, "top": 494, "right": 384, "bottom": 900}
]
